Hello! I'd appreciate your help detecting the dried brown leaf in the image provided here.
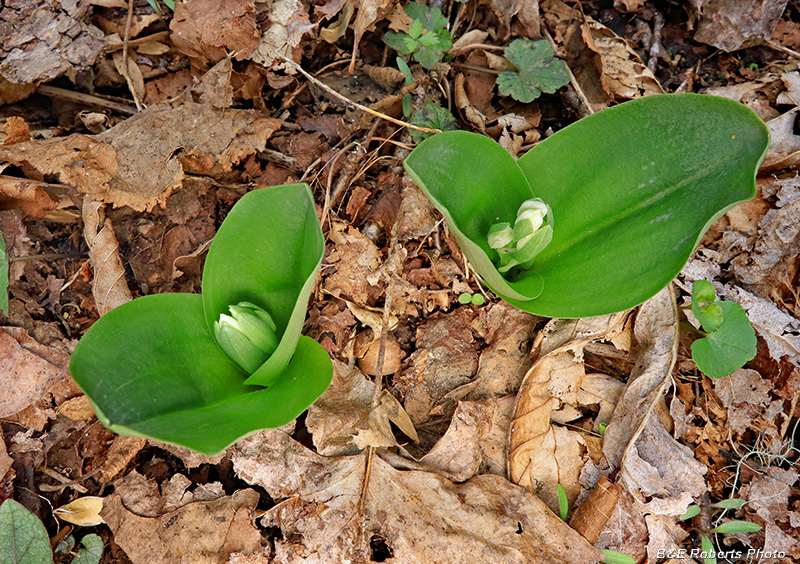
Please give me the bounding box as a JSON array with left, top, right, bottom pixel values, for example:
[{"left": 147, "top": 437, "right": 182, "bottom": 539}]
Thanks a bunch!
[
  {"left": 306, "top": 361, "right": 418, "bottom": 456},
  {"left": 0, "top": 327, "right": 70, "bottom": 418},
  {"left": 232, "top": 430, "right": 603, "bottom": 564},
  {"left": 323, "top": 222, "right": 382, "bottom": 305},
  {"left": 249, "top": 0, "right": 315, "bottom": 71},
  {"left": 692, "top": 0, "right": 788, "bottom": 52},
  {"left": 82, "top": 201, "right": 132, "bottom": 315},
  {"left": 569, "top": 475, "right": 622, "bottom": 544},
  {"left": 0, "top": 176, "right": 59, "bottom": 220}
]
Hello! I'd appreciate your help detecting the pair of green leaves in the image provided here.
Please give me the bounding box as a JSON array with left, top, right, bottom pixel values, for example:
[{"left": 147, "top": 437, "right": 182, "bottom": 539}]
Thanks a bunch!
[
  {"left": 70, "top": 184, "right": 332, "bottom": 455},
  {"left": 384, "top": 2, "right": 452, "bottom": 69},
  {"left": 404, "top": 94, "right": 769, "bottom": 319},
  {"left": 690, "top": 281, "right": 756, "bottom": 378}
]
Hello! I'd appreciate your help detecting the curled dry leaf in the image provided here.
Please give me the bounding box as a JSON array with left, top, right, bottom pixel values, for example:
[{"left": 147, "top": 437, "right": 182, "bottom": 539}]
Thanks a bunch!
[
  {"left": 232, "top": 430, "right": 603, "bottom": 564},
  {"left": 0, "top": 327, "right": 70, "bottom": 418},
  {"left": 306, "top": 361, "right": 418, "bottom": 456},
  {"left": 0, "top": 176, "right": 59, "bottom": 220},
  {"left": 509, "top": 311, "right": 628, "bottom": 512},
  {"left": 82, "top": 200, "right": 132, "bottom": 316},
  {"left": 55, "top": 496, "right": 105, "bottom": 527},
  {"left": 569, "top": 475, "right": 622, "bottom": 544}
]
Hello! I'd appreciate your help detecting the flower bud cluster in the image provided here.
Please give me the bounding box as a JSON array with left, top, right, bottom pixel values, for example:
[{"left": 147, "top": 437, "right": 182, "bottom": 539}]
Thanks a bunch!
[
  {"left": 214, "top": 301, "right": 279, "bottom": 374},
  {"left": 487, "top": 198, "right": 553, "bottom": 273}
]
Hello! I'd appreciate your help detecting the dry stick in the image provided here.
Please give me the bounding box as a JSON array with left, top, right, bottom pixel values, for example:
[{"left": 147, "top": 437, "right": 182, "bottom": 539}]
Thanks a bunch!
[
  {"left": 764, "top": 38, "right": 800, "bottom": 60},
  {"left": 36, "top": 85, "right": 137, "bottom": 115},
  {"left": 280, "top": 57, "right": 442, "bottom": 134},
  {"left": 105, "top": 30, "right": 170, "bottom": 51},
  {"left": 121, "top": 0, "right": 142, "bottom": 111}
]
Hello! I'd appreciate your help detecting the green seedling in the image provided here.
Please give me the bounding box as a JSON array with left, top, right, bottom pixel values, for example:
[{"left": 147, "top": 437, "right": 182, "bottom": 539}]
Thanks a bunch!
[
  {"left": 557, "top": 484, "right": 568, "bottom": 520},
  {"left": 599, "top": 549, "right": 636, "bottom": 564},
  {"left": 69, "top": 184, "right": 332, "bottom": 455},
  {"left": 397, "top": 57, "right": 415, "bottom": 117},
  {"left": 404, "top": 94, "right": 769, "bottom": 318},
  {"left": 384, "top": 2, "right": 453, "bottom": 69},
  {"left": 145, "top": 0, "right": 174, "bottom": 16},
  {"left": 457, "top": 292, "right": 485, "bottom": 305},
  {"left": 680, "top": 499, "right": 761, "bottom": 564},
  {"left": 409, "top": 101, "right": 458, "bottom": 143},
  {"left": 688, "top": 280, "right": 756, "bottom": 378},
  {"left": 497, "top": 39, "right": 570, "bottom": 103}
]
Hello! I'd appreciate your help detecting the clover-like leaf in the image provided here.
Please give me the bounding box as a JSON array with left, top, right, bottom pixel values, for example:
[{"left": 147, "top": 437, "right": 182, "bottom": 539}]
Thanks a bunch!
[
  {"left": 409, "top": 101, "right": 458, "bottom": 143},
  {"left": 497, "top": 39, "right": 570, "bottom": 103},
  {"left": 691, "top": 300, "right": 756, "bottom": 379},
  {"left": 404, "top": 94, "right": 769, "bottom": 318},
  {"left": 383, "top": 2, "right": 452, "bottom": 69},
  {"left": 70, "top": 184, "right": 332, "bottom": 455}
]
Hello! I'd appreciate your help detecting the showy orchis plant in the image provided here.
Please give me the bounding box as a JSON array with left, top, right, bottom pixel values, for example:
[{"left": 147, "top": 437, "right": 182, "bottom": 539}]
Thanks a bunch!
[
  {"left": 69, "top": 184, "right": 332, "bottom": 455},
  {"left": 404, "top": 94, "right": 769, "bottom": 318}
]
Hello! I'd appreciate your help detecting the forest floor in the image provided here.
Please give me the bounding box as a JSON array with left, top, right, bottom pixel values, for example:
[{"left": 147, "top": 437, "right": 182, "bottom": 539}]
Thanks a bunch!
[{"left": 1, "top": 0, "right": 800, "bottom": 563}]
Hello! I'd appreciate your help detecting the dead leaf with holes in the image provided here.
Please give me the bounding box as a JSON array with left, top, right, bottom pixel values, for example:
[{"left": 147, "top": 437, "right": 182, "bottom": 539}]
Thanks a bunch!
[
  {"left": 232, "top": 429, "right": 602, "bottom": 564},
  {"left": 323, "top": 221, "right": 383, "bottom": 305},
  {"left": 305, "top": 360, "right": 418, "bottom": 456},
  {"left": 249, "top": 0, "right": 316, "bottom": 71},
  {"left": 691, "top": 0, "right": 788, "bottom": 52},
  {"left": 508, "top": 310, "right": 628, "bottom": 513}
]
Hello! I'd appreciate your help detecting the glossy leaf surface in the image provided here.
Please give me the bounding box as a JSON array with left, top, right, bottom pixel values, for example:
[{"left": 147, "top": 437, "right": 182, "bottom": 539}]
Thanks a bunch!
[
  {"left": 405, "top": 94, "right": 769, "bottom": 318},
  {"left": 70, "top": 184, "right": 332, "bottom": 455},
  {"left": 202, "top": 184, "right": 324, "bottom": 386}
]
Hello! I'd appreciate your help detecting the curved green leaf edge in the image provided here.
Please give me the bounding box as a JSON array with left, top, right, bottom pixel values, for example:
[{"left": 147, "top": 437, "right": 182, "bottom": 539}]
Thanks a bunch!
[
  {"left": 0, "top": 499, "right": 54, "bottom": 564},
  {"left": 70, "top": 184, "right": 332, "bottom": 455},
  {"left": 405, "top": 94, "right": 769, "bottom": 318},
  {"left": 201, "top": 184, "right": 325, "bottom": 386}
]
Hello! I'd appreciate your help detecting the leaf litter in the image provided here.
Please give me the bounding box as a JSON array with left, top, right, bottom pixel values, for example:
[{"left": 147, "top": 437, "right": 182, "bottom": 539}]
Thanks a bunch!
[{"left": 1, "top": 1, "right": 800, "bottom": 563}]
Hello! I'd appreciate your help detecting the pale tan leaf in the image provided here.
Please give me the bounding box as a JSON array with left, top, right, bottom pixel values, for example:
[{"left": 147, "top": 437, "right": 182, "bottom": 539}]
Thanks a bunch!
[
  {"left": 55, "top": 496, "right": 106, "bottom": 527},
  {"left": 320, "top": 0, "right": 354, "bottom": 43},
  {"left": 691, "top": 0, "right": 788, "bottom": 52},
  {"left": 82, "top": 200, "right": 132, "bottom": 316},
  {"left": 249, "top": 0, "right": 315, "bottom": 71},
  {"left": 602, "top": 286, "right": 678, "bottom": 469},
  {"left": 112, "top": 50, "right": 145, "bottom": 106},
  {"left": 57, "top": 395, "right": 96, "bottom": 420},
  {"left": 232, "top": 430, "right": 603, "bottom": 564}
]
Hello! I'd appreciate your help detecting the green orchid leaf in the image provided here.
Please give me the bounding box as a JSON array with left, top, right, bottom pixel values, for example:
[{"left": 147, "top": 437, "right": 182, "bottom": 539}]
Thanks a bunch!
[
  {"left": 700, "top": 534, "right": 716, "bottom": 564},
  {"left": 710, "top": 498, "right": 747, "bottom": 510},
  {"left": 707, "top": 521, "right": 762, "bottom": 534},
  {"left": 405, "top": 94, "right": 768, "bottom": 318},
  {"left": 201, "top": 184, "right": 324, "bottom": 387},
  {"left": 404, "top": 131, "right": 545, "bottom": 303},
  {"left": 70, "top": 294, "right": 331, "bottom": 455},
  {"left": 599, "top": 549, "right": 636, "bottom": 564},
  {"left": 679, "top": 505, "right": 702, "bottom": 520},
  {"left": 691, "top": 301, "right": 757, "bottom": 379},
  {"left": 0, "top": 499, "right": 54, "bottom": 564}
]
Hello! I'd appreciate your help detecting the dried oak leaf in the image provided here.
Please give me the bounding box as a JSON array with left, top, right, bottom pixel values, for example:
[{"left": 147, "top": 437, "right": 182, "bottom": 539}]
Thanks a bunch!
[
  {"left": 82, "top": 201, "right": 132, "bottom": 316},
  {"left": 249, "top": 0, "right": 315, "bottom": 71},
  {"left": 323, "top": 221, "right": 382, "bottom": 305},
  {"left": 232, "top": 430, "right": 602, "bottom": 564},
  {"left": 0, "top": 176, "right": 58, "bottom": 220},
  {"left": 0, "top": 0, "right": 104, "bottom": 84}
]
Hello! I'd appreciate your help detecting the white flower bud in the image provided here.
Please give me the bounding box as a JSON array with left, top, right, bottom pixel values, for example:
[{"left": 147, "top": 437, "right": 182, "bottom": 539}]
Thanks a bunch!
[
  {"left": 488, "top": 222, "right": 514, "bottom": 250},
  {"left": 214, "top": 302, "right": 279, "bottom": 374}
]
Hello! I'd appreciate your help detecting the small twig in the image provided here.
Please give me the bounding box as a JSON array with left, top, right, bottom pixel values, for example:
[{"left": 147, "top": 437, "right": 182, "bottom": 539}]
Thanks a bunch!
[
  {"left": 764, "top": 38, "right": 800, "bottom": 60},
  {"left": 647, "top": 11, "right": 665, "bottom": 72},
  {"left": 281, "top": 57, "right": 442, "bottom": 135},
  {"left": 451, "top": 62, "right": 502, "bottom": 75},
  {"left": 121, "top": 0, "right": 142, "bottom": 111},
  {"left": 39, "top": 467, "right": 89, "bottom": 494},
  {"left": 36, "top": 85, "right": 137, "bottom": 115},
  {"left": 8, "top": 252, "right": 85, "bottom": 262},
  {"left": 371, "top": 278, "right": 395, "bottom": 409},
  {"left": 447, "top": 43, "right": 506, "bottom": 55},
  {"left": 105, "top": 30, "right": 170, "bottom": 51}
]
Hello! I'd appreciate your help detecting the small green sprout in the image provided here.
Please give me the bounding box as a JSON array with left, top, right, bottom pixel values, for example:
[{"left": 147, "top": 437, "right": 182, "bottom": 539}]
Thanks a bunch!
[
  {"left": 383, "top": 2, "right": 453, "bottom": 69},
  {"left": 557, "top": 484, "right": 568, "bottom": 520},
  {"left": 680, "top": 499, "right": 761, "bottom": 564},
  {"left": 457, "top": 292, "right": 485, "bottom": 305},
  {"left": 688, "top": 280, "right": 757, "bottom": 378},
  {"left": 397, "top": 57, "right": 414, "bottom": 117},
  {"left": 214, "top": 302, "right": 280, "bottom": 373},
  {"left": 599, "top": 549, "right": 636, "bottom": 564},
  {"left": 497, "top": 39, "right": 570, "bottom": 103},
  {"left": 488, "top": 197, "right": 553, "bottom": 274}
]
